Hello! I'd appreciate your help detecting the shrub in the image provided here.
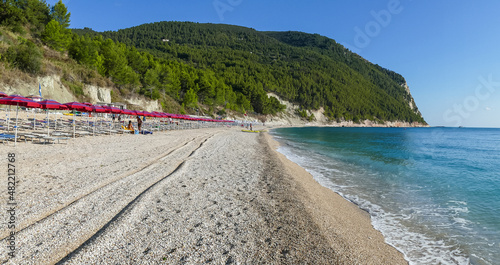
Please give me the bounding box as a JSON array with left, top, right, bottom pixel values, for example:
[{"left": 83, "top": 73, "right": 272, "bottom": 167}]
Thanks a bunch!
[
  {"left": 5, "top": 41, "right": 43, "bottom": 74},
  {"left": 217, "top": 108, "right": 226, "bottom": 116}
]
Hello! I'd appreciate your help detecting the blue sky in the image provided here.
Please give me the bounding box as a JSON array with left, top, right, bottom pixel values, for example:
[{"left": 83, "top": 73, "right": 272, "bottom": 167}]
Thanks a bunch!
[{"left": 50, "top": 0, "right": 500, "bottom": 127}]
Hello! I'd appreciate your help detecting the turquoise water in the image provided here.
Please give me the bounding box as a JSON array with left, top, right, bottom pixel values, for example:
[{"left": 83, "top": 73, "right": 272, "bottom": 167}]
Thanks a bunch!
[{"left": 271, "top": 127, "right": 500, "bottom": 265}]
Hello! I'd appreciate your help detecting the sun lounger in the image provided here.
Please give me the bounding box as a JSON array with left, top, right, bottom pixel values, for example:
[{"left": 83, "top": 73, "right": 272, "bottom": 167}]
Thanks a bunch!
[
  {"left": 23, "top": 135, "right": 39, "bottom": 143},
  {"left": 0, "top": 133, "right": 16, "bottom": 140},
  {"left": 52, "top": 132, "right": 72, "bottom": 137},
  {"left": 0, "top": 133, "right": 26, "bottom": 144},
  {"left": 40, "top": 136, "right": 70, "bottom": 144},
  {"left": 0, "top": 136, "right": 10, "bottom": 144}
]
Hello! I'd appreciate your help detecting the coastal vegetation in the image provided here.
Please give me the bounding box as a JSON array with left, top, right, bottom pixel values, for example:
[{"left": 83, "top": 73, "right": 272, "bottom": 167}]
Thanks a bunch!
[{"left": 0, "top": 0, "right": 425, "bottom": 123}]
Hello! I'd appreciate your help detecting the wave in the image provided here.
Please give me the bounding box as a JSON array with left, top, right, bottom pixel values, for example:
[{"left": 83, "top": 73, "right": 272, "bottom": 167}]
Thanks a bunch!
[{"left": 275, "top": 141, "right": 473, "bottom": 265}]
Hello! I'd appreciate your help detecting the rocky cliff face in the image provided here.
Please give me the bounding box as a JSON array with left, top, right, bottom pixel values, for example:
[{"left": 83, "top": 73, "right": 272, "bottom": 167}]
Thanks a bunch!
[
  {"left": 85, "top": 85, "right": 112, "bottom": 103},
  {"left": 2, "top": 75, "right": 76, "bottom": 102},
  {"left": 264, "top": 93, "right": 427, "bottom": 127},
  {"left": 1, "top": 75, "right": 162, "bottom": 111},
  {"left": 401, "top": 82, "right": 423, "bottom": 117}
]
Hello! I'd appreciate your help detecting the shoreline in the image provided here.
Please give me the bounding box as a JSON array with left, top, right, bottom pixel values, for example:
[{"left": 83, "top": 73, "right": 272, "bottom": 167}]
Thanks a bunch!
[
  {"left": 1, "top": 127, "right": 407, "bottom": 264},
  {"left": 262, "top": 131, "right": 408, "bottom": 264}
]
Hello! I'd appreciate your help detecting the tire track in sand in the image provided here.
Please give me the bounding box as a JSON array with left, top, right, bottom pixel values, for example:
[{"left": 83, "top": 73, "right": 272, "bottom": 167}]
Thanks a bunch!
[
  {"left": 0, "top": 133, "right": 216, "bottom": 265},
  {"left": 0, "top": 135, "right": 203, "bottom": 242}
]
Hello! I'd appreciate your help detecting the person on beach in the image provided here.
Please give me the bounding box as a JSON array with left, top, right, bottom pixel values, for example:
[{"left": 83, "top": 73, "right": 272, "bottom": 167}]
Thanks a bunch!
[
  {"left": 137, "top": 116, "right": 142, "bottom": 132},
  {"left": 250, "top": 123, "right": 253, "bottom": 131},
  {"left": 127, "top": 120, "right": 134, "bottom": 133}
]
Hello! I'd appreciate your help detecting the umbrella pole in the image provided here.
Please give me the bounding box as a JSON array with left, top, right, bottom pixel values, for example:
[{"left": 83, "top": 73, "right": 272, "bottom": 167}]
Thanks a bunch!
[
  {"left": 47, "top": 110, "right": 50, "bottom": 136},
  {"left": 33, "top": 108, "right": 36, "bottom": 130},
  {"left": 7, "top": 105, "right": 10, "bottom": 131},
  {"left": 73, "top": 111, "right": 76, "bottom": 138},
  {"left": 93, "top": 112, "right": 95, "bottom": 137},
  {"left": 14, "top": 104, "right": 18, "bottom": 146}
]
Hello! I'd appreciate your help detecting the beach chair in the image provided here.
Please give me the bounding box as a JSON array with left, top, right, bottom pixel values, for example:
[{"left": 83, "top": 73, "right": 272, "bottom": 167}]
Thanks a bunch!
[
  {"left": 41, "top": 136, "right": 71, "bottom": 144},
  {"left": 0, "top": 136, "right": 9, "bottom": 144},
  {"left": 0, "top": 133, "right": 17, "bottom": 144}
]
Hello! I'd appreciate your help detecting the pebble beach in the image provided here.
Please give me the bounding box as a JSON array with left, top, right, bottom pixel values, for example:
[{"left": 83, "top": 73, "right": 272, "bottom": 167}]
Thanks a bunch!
[{"left": 0, "top": 127, "right": 407, "bottom": 264}]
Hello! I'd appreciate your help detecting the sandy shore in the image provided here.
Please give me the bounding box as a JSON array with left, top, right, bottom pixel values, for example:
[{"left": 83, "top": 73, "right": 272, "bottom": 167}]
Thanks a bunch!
[{"left": 0, "top": 126, "right": 407, "bottom": 264}]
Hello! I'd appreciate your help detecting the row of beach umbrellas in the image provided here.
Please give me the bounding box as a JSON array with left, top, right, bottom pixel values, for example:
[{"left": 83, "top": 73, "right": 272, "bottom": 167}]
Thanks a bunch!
[{"left": 0, "top": 93, "right": 234, "bottom": 145}]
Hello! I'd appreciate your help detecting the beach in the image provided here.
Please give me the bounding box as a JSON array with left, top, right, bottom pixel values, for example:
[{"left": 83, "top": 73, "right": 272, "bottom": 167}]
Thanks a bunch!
[{"left": 0, "top": 126, "right": 406, "bottom": 264}]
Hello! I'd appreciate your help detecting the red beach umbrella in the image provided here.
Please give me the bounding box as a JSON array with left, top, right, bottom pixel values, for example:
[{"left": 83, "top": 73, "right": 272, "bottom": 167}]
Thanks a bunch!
[
  {"left": 101, "top": 106, "right": 122, "bottom": 131},
  {"left": 39, "top": 100, "right": 64, "bottom": 135},
  {"left": 39, "top": 99, "right": 63, "bottom": 110},
  {"left": 102, "top": 106, "right": 122, "bottom": 114},
  {"left": 63, "top": 102, "right": 92, "bottom": 138},
  {"left": 126, "top": 109, "right": 139, "bottom": 116},
  {"left": 90, "top": 105, "right": 106, "bottom": 113},
  {"left": 0, "top": 91, "right": 8, "bottom": 97},
  {"left": 0, "top": 95, "right": 41, "bottom": 108},
  {"left": 0, "top": 95, "right": 41, "bottom": 145},
  {"left": 63, "top": 102, "right": 92, "bottom": 112},
  {"left": 120, "top": 109, "right": 132, "bottom": 115},
  {"left": 154, "top": 112, "right": 166, "bottom": 118},
  {"left": 0, "top": 95, "right": 25, "bottom": 106},
  {"left": 89, "top": 105, "right": 106, "bottom": 136}
]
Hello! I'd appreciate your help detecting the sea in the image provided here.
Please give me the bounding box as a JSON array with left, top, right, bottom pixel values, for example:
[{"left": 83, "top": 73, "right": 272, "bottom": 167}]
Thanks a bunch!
[{"left": 271, "top": 127, "right": 500, "bottom": 265}]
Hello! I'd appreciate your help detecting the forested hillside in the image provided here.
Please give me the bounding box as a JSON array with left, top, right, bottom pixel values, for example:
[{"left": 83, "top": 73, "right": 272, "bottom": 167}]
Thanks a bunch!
[
  {"left": 1, "top": 0, "right": 425, "bottom": 123},
  {"left": 74, "top": 22, "right": 425, "bottom": 123}
]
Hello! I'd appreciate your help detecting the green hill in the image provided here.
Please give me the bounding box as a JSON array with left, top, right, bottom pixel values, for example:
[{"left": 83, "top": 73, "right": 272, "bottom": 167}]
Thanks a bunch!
[
  {"left": 74, "top": 22, "right": 425, "bottom": 123},
  {"left": 1, "top": 0, "right": 425, "bottom": 123}
]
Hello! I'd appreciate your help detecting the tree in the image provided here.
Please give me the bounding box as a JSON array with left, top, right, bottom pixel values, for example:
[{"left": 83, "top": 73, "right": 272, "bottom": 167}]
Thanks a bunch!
[
  {"left": 183, "top": 88, "right": 198, "bottom": 109},
  {"left": 0, "top": 0, "right": 27, "bottom": 28},
  {"left": 0, "top": 0, "right": 51, "bottom": 33},
  {"left": 51, "top": 0, "right": 70, "bottom": 28},
  {"left": 42, "top": 19, "right": 71, "bottom": 51},
  {"left": 144, "top": 67, "right": 160, "bottom": 88}
]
